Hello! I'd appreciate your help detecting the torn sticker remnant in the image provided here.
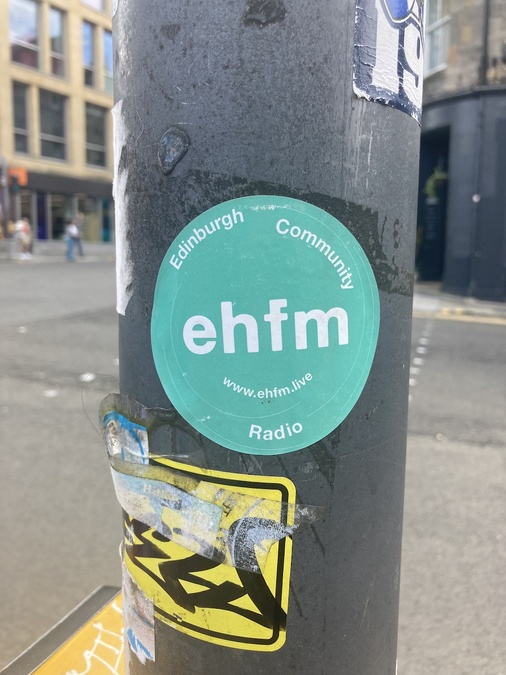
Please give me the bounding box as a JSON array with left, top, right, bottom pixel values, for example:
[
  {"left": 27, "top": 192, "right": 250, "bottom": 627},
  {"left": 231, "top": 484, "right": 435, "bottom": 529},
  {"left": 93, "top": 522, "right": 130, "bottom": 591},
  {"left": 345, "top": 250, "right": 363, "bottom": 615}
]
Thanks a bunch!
[
  {"left": 108, "top": 453, "right": 323, "bottom": 575},
  {"left": 100, "top": 392, "right": 207, "bottom": 468},
  {"left": 103, "top": 411, "right": 149, "bottom": 464},
  {"left": 123, "top": 564, "right": 155, "bottom": 664},
  {"left": 121, "top": 461, "right": 296, "bottom": 651},
  {"left": 101, "top": 394, "right": 325, "bottom": 650},
  {"left": 354, "top": 0, "right": 424, "bottom": 122},
  {"left": 100, "top": 393, "right": 324, "bottom": 573}
]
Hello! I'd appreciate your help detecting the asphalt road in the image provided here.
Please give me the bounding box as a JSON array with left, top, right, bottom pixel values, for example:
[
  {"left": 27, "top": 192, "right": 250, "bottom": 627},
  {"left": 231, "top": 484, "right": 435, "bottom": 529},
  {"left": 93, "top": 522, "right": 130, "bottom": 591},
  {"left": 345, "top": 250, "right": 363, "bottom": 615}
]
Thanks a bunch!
[
  {"left": 0, "top": 259, "right": 504, "bottom": 673},
  {"left": 0, "top": 259, "right": 121, "bottom": 670},
  {"left": 398, "top": 313, "right": 506, "bottom": 675}
]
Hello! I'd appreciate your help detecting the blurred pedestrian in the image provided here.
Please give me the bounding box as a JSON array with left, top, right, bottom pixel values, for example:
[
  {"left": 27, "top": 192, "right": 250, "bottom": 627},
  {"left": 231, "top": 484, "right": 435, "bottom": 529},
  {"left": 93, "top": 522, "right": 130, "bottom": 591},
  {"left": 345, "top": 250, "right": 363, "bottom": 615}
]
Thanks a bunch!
[
  {"left": 73, "top": 212, "right": 85, "bottom": 257},
  {"left": 14, "top": 218, "right": 33, "bottom": 260},
  {"left": 22, "top": 218, "right": 33, "bottom": 256},
  {"left": 64, "top": 220, "right": 79, "bottom": 262}
]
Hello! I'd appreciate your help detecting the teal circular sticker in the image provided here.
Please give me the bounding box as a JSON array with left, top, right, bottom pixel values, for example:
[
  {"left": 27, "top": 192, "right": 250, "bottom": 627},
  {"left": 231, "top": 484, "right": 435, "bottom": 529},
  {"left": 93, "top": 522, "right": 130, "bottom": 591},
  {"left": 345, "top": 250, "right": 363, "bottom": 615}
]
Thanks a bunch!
[{"left": 151, "top": 196, "right": 380, "bottom": 455}]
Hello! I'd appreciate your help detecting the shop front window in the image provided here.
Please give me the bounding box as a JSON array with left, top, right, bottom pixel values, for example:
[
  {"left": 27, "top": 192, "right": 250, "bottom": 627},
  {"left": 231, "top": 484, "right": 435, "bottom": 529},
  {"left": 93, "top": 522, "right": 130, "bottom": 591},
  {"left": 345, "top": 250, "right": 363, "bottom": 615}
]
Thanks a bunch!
[
  {"left": 102, "top": 198, "right": 113, "bottom": 242},
  {"left": 77, "top": 195, "right": 101, "bottom": 241},
  {"left": 50, "top": 193, "right": 73, "bottom": 239},
  {"left": 20, "top": 190, "right": 33, "bottom": 222}
]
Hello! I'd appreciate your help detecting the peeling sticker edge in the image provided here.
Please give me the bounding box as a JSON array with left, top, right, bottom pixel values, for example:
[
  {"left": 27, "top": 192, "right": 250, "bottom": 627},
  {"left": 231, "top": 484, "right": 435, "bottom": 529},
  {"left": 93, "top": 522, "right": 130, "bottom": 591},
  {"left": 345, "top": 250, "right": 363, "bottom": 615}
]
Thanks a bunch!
[
  {"left": 353, "top": 0, "right": 424, "bottom": 123},
  {"left": 100, "top": 393, "right": 325, "bottom": 574},
  {"left": 109, "top": 452, "right": 324, "bottom": 574},
  {"left": 112, "top": 100, "right": 133, "bottom": 316}
]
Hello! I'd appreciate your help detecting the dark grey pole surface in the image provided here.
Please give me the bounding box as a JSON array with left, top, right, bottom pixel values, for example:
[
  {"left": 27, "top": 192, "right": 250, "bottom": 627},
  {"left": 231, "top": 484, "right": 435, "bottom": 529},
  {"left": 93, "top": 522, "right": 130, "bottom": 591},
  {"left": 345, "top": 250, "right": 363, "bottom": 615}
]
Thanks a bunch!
[{"left": 113, "top": 1, "right": 420, "bottom": 673}]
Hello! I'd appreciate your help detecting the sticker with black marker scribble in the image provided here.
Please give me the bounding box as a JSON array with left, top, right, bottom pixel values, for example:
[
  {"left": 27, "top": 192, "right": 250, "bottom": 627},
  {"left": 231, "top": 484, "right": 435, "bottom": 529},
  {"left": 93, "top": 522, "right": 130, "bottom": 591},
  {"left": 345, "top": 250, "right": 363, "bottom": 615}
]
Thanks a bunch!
[
  {"left": 121, "top": 457, "right": 296, "bottom": 651},
  {"left": 354, "top": 0, "right": 424, "bottom": 122}
]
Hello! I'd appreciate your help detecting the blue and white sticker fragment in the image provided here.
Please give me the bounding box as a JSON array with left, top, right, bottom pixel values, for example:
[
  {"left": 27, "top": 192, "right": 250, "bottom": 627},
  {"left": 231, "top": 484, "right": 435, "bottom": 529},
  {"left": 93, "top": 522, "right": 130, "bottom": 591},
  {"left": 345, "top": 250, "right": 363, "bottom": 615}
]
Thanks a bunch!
[
  {"left": 354, "top": 0, "right": 424, "bottom": 123},
  {"left": 123, "top": 565, "right": 155, "bottom": 664},
  {"left": 103, "top": 411, "right": 149, "bottom": 464}
]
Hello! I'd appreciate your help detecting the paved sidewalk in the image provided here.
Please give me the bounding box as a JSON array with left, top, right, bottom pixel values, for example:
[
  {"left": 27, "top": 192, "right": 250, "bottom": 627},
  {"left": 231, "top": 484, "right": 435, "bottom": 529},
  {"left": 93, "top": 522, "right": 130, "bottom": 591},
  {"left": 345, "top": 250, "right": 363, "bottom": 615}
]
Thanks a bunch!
[
  {"left": 0, "top": 238, "right": 115, "bottom": 263},
  {"left": 413, "top": 281, "right": 506, "bottom": 320}
]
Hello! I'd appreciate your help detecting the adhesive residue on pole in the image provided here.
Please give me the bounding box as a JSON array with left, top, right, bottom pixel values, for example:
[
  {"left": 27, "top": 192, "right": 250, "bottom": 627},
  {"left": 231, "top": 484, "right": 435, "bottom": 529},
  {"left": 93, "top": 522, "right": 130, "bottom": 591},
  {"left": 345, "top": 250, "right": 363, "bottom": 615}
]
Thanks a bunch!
[{"left": 151, "top": 196, "right": 380, "bottom": 455}]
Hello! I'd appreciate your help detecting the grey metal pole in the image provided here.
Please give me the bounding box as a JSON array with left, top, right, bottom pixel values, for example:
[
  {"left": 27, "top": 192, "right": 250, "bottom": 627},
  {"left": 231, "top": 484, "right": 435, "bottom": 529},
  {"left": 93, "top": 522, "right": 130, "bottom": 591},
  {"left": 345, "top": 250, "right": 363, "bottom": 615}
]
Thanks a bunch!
[{"left": 111, "top": 1, "right": 423, "bottom": 673}]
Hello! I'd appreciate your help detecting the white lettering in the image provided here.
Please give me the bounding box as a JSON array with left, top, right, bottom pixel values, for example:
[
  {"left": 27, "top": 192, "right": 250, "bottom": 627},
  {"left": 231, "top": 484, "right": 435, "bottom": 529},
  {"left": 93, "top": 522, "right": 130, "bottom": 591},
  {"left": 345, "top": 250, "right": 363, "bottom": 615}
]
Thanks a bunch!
[
  {"left": 221, "top": 302, "right": 259, "bottom": 354},
  {"left": 170, "top": 254, "right": 182, "bottom": 270},
  {"left": 275, "top": 218, "right": 354, "bottom": 289},
  {"left": 249, "top": 422, "right": 303, "bottom": 440},
  {"left": 263, "top": 299, "right": 288, "bottom": 351},
  {"left": 276, "top": 218, "right": 290, "bottom": 235},
  {"left": 232, "top": 208, "right": 244, "bottom": 223},
  {"left": 222, "top": 214, "right": 233, "bottom": 229},
  {"left": 294, "top": 308, "right": 349, "bottom": 350},
  {"left": 193, "top": 227, "right": 206, "bottom": 241},
  {"left": 183, "top": 316, "right": 217, "bottom": 354},
  {"left": 183, "top": 300, "right": 349, "bottom": 354},
  {"left": 169, "top": 209, "right": 244, "bottom": 270}
]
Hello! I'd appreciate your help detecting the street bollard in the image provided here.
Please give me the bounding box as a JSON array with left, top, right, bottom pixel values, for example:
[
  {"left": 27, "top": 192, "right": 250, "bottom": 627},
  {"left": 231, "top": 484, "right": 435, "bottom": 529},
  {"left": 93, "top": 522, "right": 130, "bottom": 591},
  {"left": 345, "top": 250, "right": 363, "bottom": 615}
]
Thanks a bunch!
[{"left": 107, "top": 1, "right": 424, "bottom": 673}]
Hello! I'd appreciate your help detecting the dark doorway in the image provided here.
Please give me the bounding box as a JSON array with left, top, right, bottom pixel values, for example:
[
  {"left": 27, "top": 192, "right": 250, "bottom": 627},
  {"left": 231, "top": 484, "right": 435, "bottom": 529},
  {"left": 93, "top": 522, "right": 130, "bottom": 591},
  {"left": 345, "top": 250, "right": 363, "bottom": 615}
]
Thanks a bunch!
[
  {"left": 36, "top": 192, "right": 47, "bottom": 240},
  {"left": 102, "top": 198, "right": 112, "bottom": 242},
  {"left": 416, "top": 128, "right": 450, "bottom": 281}
]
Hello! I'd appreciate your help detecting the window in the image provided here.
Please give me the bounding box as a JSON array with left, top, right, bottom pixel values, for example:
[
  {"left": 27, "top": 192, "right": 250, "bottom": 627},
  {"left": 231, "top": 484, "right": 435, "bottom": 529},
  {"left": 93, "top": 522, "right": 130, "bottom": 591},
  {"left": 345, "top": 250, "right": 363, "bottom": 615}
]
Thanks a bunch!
[
  {"left": 103, "top": 30, "right": 113, "bottom": 94},
  {"left": 49, "top": 7, "right": 65, "bottom": 76},
  {"left": 82, "top": 21, "right": 95, "bottom": 86},
  {"left": 425, "top": 0, "right": 450, "bottom": 74},
  {"left": 86, "top": 103, "right": 107, "bottom": 166},
  {"left": 39, "top": 90, "right": 66, "bottom": 160},
  {"left": 13, "top": 82, "right": 29, "bottom": 153},
  {"left": 82, "top": 0, "right": 104, "bottom": 10},
  {"left": 10, "top": 0, "right": 39, "bottom": 68}
]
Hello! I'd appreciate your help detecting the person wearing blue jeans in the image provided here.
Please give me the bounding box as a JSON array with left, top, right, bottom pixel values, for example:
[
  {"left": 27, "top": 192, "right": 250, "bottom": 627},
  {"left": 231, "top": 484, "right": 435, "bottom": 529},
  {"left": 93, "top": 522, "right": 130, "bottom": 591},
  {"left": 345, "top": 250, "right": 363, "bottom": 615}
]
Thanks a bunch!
[{"left": 64, "top": 221, "right": 79, "bottom": 261}]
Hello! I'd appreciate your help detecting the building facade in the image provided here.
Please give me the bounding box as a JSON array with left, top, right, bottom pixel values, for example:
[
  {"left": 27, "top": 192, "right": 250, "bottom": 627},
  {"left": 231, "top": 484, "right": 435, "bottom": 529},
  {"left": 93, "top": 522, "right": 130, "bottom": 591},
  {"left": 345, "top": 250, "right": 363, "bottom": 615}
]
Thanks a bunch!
[
  {"left": 417, "top": 0, "right": 506, "bottom": 300},
  {"left": 0, "top": 0, "right": 114, "bottom": 242}
]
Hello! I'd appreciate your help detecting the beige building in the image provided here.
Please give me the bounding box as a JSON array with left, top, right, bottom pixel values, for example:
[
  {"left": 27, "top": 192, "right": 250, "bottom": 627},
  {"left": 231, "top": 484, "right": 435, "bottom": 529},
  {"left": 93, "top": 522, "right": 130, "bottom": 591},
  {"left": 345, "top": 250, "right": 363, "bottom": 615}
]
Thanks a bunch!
[
  {"left": 416, "top": 0, "right": 506, "bottom": 301},
  {"left": 0, "top": 0, "right": 114, "bottom": 242},
  {"left": 424, "top": 0, "right": 506, "bottom": 101}
]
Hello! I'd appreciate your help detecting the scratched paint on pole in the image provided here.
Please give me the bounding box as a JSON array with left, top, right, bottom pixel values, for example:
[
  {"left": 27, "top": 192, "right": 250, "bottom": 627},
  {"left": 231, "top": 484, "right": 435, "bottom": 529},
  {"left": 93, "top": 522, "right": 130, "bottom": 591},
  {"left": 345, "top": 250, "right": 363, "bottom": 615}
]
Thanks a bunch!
[
  {"left": 122, "top": 456, "right": 295, "bottom": 651},
  {"left": 354, "top": 0, "right": 424, "bottom": 122},
  {"left": 151, "top": 196, "right": 380, "bottom": 455}
]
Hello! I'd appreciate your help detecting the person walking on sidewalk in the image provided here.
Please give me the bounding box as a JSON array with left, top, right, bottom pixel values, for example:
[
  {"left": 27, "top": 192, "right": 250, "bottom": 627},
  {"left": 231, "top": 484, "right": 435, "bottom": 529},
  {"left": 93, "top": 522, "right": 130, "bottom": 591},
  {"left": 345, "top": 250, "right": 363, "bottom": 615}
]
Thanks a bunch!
[
  {"left": 14, "top": 217, "right": 33, "bottom": 260},
  {"left": 73, "top": 212, "right": 85, "bottom": 257},
  {"left": 64, "top": 220, "right": 79, "bottom": 262}
]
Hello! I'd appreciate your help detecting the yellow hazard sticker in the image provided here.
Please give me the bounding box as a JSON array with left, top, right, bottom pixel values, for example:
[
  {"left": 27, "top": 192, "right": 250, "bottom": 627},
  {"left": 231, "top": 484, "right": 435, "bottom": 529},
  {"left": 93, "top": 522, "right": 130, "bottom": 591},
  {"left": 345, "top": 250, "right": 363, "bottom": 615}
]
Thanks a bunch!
[{"left": 122, "top": 457, "right": 296, "bottom": 651}]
